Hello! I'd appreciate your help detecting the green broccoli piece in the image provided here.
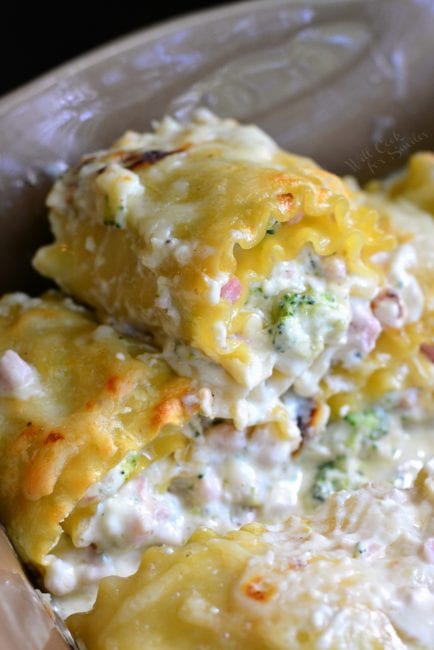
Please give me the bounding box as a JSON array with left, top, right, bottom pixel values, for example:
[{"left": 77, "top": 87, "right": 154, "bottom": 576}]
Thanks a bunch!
[
  {"left": 344, "top": 408, "right": 388, "bottom": 448},
  {"left": 312, "top": 455, "right": 351, "bottom": 502},
  {"left": 277, "top": 292, "right": 316, "bottom": 318},
  {"left": 119, "top": 452, "right": 139, "bottom": 479},
  {"left": 270, "top": 291, "right": 338, "bottom": 354}
]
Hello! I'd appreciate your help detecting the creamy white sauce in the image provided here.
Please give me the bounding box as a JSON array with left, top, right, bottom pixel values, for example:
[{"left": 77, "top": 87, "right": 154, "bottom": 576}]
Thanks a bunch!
[
  {"left": 45, "top": 421, "right": 302, "bottom": 605},
  {"left": 296, "top": 395, "right": 434, "bottom": 509},
  {"left": 244, "top": 477, "right": 434, "bottom": 649},
  {"left": 47, "top": 391, "right": 434, "bottom": 622},
  {"left": 163, "top": 244, "right": 406, "bottom": 422}
]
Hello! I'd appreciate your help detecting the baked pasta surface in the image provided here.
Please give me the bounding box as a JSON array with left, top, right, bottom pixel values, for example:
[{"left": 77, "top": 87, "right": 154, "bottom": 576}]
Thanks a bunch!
[
  {"left": 0, "top": 293, "right": 196, "bottom": 566},
  {"left": 0, "top": 292, "right": 309, "bottom": 616},
  {"left": 34, "top": 110, "right": 408, "bottom": 429},
  {"left": 0, "top": 112, "right": 433, "bottom": 648},
  {"left": 68, "top": 469, "right": 434, "bottom": 650}
]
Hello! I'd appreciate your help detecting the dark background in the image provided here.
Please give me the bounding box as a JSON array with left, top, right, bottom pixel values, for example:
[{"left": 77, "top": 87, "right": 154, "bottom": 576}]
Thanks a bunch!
[{"left": 0, "top": 1, "right": 235, "bottom": 97}]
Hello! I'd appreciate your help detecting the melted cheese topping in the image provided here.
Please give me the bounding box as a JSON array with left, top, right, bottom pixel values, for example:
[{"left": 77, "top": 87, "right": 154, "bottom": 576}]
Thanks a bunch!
[
  {"left": 1, "top": 113, "right": 433, "bottom": 649},
  {"left": 0, "top": 292, "right": 197, "bottom": 567},
  {"left": 33, "top": 110, "right": 396, "bottom": 427},
  {"left": 67, "top": 471, "right": 434, "bottom": 650}
]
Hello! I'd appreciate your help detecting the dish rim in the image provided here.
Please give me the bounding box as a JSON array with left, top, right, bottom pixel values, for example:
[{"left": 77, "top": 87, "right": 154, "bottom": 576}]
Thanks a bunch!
[{"left": 0, "top": 0, "right": 286, "bottom": 117}]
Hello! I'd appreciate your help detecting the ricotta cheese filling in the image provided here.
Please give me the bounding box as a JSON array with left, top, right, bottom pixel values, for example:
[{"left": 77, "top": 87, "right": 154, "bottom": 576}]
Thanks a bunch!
[
  {"left": 45, "top": 419, "right": 302, "bottom": 606},
  {"left": 164, "top": 239, "right": 424, "bottom": 428},
  {"left": 46, "top": 387, "right": 434, "bottom": 618}
]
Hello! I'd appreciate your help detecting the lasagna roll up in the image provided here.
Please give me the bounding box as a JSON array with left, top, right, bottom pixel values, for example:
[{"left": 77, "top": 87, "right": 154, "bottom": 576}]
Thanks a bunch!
[
  {"left": 0, "top": 293, "right": 196, "bottom": 597},
  {"left": 34, "top": 110, "right": 396, "bottom": 427},
  {"left": 67, "top": 469, "right": 434, "bottom": 650},
  {"left": 0, "top": 293, "right": 304, "bottom": 613}
]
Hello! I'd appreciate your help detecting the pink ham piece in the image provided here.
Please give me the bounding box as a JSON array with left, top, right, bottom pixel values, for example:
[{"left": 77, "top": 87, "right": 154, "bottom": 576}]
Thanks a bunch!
[
  {"left": 423, "top": 538, "right": 434, "bottom": 563},
  {"left": 348, "top": 303, "right": 382, "bottom": 357},
  {"left": 220, "top": 277, "right": 242, "bottom": 303},
  {"left": 322, "top": 256, "right": 347, "bottom": 283},
  {"left": 420, "top": 343, "right": 434, "bottom": 363},
  {"left": 0, "top": 349, "right": 41, "bottom": 398},
  {"left": 288, "top": 210, "right": 304, "bottom": 225},
  {"left": 371, "top": 289, "right": 404, "bottom": 329}
]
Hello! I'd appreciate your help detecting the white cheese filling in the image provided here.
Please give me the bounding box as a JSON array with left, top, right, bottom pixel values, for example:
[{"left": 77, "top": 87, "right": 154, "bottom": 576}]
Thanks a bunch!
[
  {"left": 45, "top": 420, "right": 302, "bottom": 606},
  {"left": 46, "top": 387, "right": 434, "bottom": 617},
  {"left": 163, "top": 238, "right": 424, "bottom": 428}
]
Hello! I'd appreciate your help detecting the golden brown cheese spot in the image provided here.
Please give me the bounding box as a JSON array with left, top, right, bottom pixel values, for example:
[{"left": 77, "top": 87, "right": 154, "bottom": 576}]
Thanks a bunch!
[
  {"left": 122, "top": 147, "right": 188, "bottom": 171},
  {"left": 277, "top": 192, "right": 295, "bottom": 211},
  {"left": 106, "top": 375, "right": 119, "bottom": 395},
  {"left": 152, "top": 382, "right": 198, "bottom": 429},
  {"left": 93, "top": 147, "right": 190, "bottom": 176},
  {"left": 23, "top": 428, "right": 72, "bottom": 501},
  {"left": 44, "top": 432, "right": 64, "bottom": 444},
  {"left": 152, "top": 397, "right": 185, "bottom": 427},
  {"left": 243, "top": 575, "right": 277, "bottom": 602},
  {"left": 104, "top": 371, "right": 139, "bottom": 400}
]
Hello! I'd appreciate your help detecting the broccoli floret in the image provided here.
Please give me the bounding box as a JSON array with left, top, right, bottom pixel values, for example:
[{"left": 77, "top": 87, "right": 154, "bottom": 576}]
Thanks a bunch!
[
  {"left": 277, "top": 292, "right": 317, "bottom": 318},
  {"left": 119, "top": 452, "right": 139, "bottom": 479},
  {"left": 312, "top": 455, "right": 350, "bottom": 502},
  {"left": 344, "top": 408, "right": 388, "bottom": 448},
  {"left": 270, "top": 291, "right": 339, "bottom": 354}
]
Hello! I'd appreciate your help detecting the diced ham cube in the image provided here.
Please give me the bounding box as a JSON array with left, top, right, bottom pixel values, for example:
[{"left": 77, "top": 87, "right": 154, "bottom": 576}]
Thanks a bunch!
[
  {"left": 0, "top": 349, "right": 41, "bottom": 398},
  {"left": 194, "top": 470, "right": 222, "bottom": 502},
  {"left": 322, "top": 256, "right": 347, "bottom": 282},
  {"left": 348, "top": 303, "right": 382, "bottom": 357},
  {"left": 220, "top": 277, "right": 242, "bottom": 304},
  {"left": 420, "top": 343, "right": 434, "bottom": 363},
  {"left": 207, "top": 423, "right": 245, "bottom": 451},
  {"left": 372, "top": 289, "right": 404, "bottom": 329},
  {"left": 423, "top": 538, "right": 434, "bottom": 563},
  {"left": 288, "top": 210, "right": 304, "bottom": 225}
]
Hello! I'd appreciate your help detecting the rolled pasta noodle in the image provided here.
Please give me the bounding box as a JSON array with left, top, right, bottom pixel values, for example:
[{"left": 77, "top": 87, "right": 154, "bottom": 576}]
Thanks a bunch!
[
  {"left": 324, "top": 153, "right": 434, "bottom": 416},
  {"left": 34, "top": 110, "right": 398, "bottom": 428},
  {"left": 386, "top": 151, "right": 434, "bottom": 215},
  {"left": 67, "top": 466, "right": 434, "bottom": 650},
  {"left": 0, "top": 292, "right": 304, "bottom": 615},
  {"left": 0, "top": 293, "right": 195, "bottom": 596}
]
